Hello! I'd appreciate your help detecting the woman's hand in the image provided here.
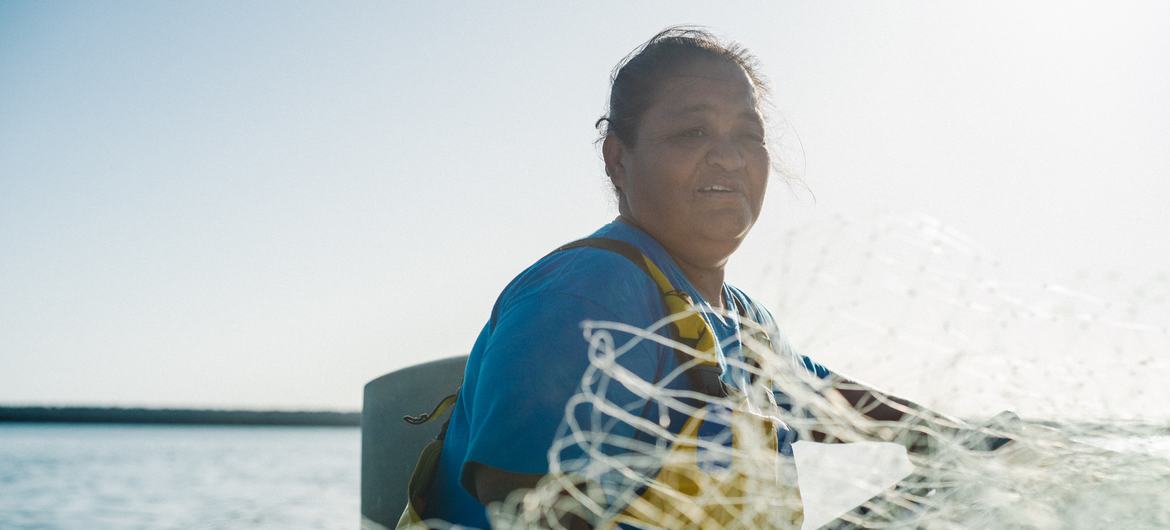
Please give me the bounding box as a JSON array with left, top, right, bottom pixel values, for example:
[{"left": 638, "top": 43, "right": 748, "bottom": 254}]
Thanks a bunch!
[{"left": 829, "top": 376, "right": 1017, "bottom": 453}]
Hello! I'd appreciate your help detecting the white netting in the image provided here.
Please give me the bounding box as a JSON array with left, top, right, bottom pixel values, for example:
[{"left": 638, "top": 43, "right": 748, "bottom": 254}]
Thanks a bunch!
[
  {"left": 764, "top": 213, "right": 1170, "bottom": 424},
  {"left": 440, "top": 213, "right": 1170, "bottom": 529}
]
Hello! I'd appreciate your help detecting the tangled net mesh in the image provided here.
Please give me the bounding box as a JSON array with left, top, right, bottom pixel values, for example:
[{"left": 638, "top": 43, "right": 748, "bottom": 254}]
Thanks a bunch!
[{"left": 474, "top": 213, "right": 1170, "bottom": 530}]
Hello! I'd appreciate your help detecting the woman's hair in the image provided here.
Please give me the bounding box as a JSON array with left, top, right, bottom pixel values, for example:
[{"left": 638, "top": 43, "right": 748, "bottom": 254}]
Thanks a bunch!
[{"left": 596, "top": 26, "right": 770, "bottom": 147}]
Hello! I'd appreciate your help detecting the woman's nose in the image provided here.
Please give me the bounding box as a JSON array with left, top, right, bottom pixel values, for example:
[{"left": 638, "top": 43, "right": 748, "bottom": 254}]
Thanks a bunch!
[{"left": 704, "top": 136, "right": 746, "bottom": 172}]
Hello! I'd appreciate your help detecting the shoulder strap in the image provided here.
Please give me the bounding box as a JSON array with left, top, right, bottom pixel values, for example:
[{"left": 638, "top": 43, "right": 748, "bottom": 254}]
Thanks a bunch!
[
  {"left": 555, "top": 237, "right": 652, "bottom": 274},
  {"left": 553, "top": 237, "right": 728, "bottom": 398}
]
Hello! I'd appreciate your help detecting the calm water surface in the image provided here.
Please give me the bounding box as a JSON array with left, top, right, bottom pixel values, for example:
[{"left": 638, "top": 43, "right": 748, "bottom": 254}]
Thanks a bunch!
[
  {"left": 0, "top": 424, "right": 358, "bottom": 529},
  {"left": 3, "top": 424, "right": 1168, "bottom": 529}
]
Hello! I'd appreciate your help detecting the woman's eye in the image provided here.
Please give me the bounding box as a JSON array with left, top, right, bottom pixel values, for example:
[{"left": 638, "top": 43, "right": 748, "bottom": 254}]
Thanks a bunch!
[
  {"left": 678, "top": 128, "right": 706, "bottom": 138},
  {"left": 739, "top": 132, "right": 766, "bottom": 145}
]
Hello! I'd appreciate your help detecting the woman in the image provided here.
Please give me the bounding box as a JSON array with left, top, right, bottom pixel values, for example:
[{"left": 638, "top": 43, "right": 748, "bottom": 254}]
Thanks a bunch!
[{"left": 417, "top": 27, "right": 984, "bottom": 529}]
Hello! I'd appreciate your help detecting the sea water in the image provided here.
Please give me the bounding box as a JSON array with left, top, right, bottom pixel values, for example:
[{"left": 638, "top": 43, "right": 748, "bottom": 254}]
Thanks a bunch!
[
  {"left": 0, "top": 424, "right": 358, "bottom": 530},
  {"left": 2, "top": 424, "right": 1167, "bottom": 529}
]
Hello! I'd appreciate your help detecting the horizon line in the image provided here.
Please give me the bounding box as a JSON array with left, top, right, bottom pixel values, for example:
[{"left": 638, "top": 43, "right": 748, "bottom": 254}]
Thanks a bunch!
[{"left": 0, "top": 405, "right": 362, "bottom": 427}]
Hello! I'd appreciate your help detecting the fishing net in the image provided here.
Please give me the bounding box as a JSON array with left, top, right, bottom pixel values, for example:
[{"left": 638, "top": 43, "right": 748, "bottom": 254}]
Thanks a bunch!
[{"left": 450, "top": 213, "right": 1170, "bottom": 529}]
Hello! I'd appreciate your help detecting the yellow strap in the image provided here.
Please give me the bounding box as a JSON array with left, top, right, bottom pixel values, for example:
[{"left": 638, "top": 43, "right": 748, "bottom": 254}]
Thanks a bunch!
[
  {"left": 403, "top": 392, "right": 458, "bottom": 425},
  {"left": 395, "top": 438, "right": 445, "bottom": 529},
  {"left": 638, "top": 255, "right": 719, "bottom": 363}
]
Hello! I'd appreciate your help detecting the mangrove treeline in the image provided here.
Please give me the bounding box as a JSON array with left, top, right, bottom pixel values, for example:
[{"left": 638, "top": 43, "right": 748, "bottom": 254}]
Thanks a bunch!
[{"left": 0, "top": 406, "right": 361, "bottom": 426}]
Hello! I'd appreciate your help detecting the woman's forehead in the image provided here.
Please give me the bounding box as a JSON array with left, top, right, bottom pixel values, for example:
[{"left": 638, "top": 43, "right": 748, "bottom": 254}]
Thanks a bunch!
[
  {"left": 668, "top": 56, "right": 754, "bottom": 84},
  {"left": 649, "top": 63, "right": 762, "bottom": 118}
]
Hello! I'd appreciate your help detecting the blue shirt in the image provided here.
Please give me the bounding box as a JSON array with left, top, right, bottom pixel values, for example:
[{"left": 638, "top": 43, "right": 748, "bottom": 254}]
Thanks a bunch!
[{"left": 422, "top": 220, "right": 829, "bottom": 528}]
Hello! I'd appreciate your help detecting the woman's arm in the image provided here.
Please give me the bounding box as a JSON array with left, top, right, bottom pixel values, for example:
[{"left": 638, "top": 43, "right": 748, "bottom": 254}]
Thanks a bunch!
[
  {"left": 469, "top": 462, "right": 543, "bottom": 505},
  {"left": 470, "top": 463, "right": 592, "bottom": 530},
  {"left": 828, "top": 375, "right": 1013, "bottom": 452}
]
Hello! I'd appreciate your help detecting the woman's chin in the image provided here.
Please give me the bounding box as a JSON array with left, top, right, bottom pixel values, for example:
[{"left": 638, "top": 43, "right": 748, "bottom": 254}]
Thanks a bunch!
[{"left": 696, "top": 212, "right": 755, "bottom": 243}]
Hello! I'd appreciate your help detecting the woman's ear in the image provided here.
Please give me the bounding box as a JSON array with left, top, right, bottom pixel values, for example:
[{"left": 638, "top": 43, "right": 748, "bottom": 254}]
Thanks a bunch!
[{"left": 602, "top": 134, "right": 625, "bottom": 192}]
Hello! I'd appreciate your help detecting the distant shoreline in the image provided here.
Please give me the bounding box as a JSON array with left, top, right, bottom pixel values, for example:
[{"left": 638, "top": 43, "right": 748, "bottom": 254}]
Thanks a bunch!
[{"left": 0, "top": 406, "right": 360, "bottom": 427}]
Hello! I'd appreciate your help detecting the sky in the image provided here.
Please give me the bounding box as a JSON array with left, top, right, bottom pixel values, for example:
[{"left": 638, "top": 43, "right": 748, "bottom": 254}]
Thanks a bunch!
[{"left": 2, "top": 1, "right": 1168, "bottom": 418}]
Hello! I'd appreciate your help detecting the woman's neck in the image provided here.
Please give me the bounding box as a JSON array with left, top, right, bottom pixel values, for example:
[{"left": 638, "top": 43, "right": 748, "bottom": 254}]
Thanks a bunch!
[
  {"left": 673, "top": 257, "right": 726, "bottom": 310},
  {"left": 616, "top": 215, "right": 728, "bottom": 309}
]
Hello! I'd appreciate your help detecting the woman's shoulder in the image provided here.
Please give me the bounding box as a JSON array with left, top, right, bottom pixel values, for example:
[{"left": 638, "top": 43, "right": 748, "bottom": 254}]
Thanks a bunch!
[
  {"left": 725, "top": 284, "right": 835, "bottom": 379},
  {"left": 725, "top": 284, "right": 777, "bottom": 326},
  {"left": 496, "top": 243, "right": 661, "bottom": 317}
]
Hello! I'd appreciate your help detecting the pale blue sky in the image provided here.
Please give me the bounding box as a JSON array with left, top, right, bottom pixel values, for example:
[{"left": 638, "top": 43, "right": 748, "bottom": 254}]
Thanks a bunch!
[{"left": 3, "top": 2, "right": 1168, "bottom": 417}]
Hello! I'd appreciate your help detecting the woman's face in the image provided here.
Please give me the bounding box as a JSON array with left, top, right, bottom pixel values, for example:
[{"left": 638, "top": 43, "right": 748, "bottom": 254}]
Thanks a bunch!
[{"left": 607, "top": 58, "right": 769, "bottom": 267}]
